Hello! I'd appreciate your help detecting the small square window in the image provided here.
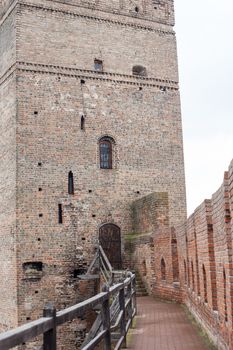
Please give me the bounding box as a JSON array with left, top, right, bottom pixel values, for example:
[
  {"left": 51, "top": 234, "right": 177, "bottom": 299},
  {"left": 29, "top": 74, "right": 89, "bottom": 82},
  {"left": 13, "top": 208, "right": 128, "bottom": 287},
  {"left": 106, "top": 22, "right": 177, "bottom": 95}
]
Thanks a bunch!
[{"left": 94, "top": 59, "right": 103, "bottom": 72}]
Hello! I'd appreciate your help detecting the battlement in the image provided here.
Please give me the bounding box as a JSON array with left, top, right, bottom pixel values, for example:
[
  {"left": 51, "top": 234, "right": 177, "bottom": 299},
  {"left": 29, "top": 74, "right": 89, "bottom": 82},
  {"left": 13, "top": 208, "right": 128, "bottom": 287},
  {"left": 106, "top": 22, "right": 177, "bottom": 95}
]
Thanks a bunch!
[{"left": 0, "top": 0, "right": 175, "bottom": 26}]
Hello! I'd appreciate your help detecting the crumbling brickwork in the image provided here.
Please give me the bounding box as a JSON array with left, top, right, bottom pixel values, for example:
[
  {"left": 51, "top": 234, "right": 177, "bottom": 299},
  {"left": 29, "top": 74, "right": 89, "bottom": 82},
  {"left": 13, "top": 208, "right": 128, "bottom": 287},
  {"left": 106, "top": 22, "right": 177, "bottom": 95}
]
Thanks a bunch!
[{"left": 0, "top": 0, "right": 186, "bottom": 348}]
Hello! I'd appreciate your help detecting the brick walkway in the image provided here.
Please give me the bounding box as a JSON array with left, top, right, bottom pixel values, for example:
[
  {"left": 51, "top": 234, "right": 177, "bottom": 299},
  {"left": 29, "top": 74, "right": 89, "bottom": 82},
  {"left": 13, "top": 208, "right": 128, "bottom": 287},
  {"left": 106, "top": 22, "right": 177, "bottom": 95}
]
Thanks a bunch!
[{"left": 128, "top": 297, "right": 211, "bottom": 350}]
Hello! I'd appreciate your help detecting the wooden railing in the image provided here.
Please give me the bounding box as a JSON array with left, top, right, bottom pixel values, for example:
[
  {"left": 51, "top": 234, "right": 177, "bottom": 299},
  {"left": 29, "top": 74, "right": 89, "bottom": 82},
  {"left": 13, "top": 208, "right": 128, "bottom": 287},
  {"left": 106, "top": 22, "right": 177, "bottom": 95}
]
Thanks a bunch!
[
  {"left": 86, "top": 245, "right": 114, "bottom": 286},
  {"left": 0, "top": 272, "right": 136, "bottom": 350}
]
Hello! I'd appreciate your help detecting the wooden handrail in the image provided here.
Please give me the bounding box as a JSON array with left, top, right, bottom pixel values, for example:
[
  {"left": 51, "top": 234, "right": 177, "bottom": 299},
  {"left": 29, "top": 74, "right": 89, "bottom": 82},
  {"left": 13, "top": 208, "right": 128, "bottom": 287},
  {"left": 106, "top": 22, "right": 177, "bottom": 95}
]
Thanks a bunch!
[{"left": 0, "top": 272, "right": 136, "bottom": 350}]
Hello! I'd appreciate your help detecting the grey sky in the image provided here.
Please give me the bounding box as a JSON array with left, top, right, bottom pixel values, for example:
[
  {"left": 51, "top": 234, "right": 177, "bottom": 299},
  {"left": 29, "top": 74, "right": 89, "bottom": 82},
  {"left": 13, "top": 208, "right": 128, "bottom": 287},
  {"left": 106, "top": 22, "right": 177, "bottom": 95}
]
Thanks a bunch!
[{"left": 174, "top": 0, "right": 233, "bottom": 215}]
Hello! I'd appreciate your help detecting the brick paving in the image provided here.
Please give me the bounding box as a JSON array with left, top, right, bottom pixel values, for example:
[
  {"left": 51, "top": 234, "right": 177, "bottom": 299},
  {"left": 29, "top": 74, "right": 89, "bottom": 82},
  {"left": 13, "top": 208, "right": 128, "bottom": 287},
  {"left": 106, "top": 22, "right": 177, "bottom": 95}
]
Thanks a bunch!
[{"left": 128, "top": 297, "right": 211, "bottom": 350}]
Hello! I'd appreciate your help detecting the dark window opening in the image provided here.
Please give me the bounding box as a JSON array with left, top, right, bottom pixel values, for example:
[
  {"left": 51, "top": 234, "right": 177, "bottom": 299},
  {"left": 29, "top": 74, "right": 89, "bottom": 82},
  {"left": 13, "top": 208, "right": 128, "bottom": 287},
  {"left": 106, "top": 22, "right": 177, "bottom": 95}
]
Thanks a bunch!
[
  {"left": 184, "top": 260, "right": 187, "bottom": 284},
  {"left": 23, "top": 262, "right": 43, "bottom": 272},
  {"left": 39, "top": 213, "right": 43, "bottom": 217},
  {"left": 135, "top": 6, "right": 139, "bottom": 12},
  {"left": 224, "top": 268, "right": 228, "bottom": 322},
  {"left": 94, "top": 59, "right": 103, "bottom": 72},
  {"left": 203, "top": 265, "right": 207, "bottom": 303},
  {"left": 81, "top": 115, "right": 85, "bottom": 130},
  {"left": 99, "top": 139, "right": 112, "bottom": 169},
  {"left": 161, "top": 258, "right": 166, "bottom": 281},
  {"left": 132, "top": 65, "right": 147, "bottom": 77},
  {"left": 34, "top": 111, "right": 38, "bottom": 116},
  {"left": 68, "top": 171, "right": 74, "bottom": 195},
  {"left": 81, "top": 79, "right": 85, "bottom": 84},
  {"left": 58, "top": 204, "right": 63, "bottom": 224},
  {"left": 191, "top": 261, "right": 195, "bottom": 291},
  {"left": 73, "top": 268, "right": 87, "bottom": 278},
  {"left": 38, "top": 162, "right": 42, "bottom": 167}
]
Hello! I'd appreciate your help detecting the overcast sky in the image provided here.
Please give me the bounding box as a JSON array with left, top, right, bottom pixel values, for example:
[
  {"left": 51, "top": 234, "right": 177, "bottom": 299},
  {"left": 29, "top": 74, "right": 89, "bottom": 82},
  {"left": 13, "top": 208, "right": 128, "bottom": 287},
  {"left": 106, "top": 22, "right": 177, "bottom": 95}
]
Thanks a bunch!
[{"left": 174, "top": 0, "right": 233, "bottom": 215}]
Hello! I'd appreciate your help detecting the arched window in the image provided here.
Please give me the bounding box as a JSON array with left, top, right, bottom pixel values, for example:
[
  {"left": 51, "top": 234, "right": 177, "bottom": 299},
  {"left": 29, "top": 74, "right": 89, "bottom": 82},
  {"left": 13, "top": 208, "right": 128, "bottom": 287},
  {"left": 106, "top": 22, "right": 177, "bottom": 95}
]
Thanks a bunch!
[
  {"left": 203, "top": 265, "right": 207, "bottom": 303},
  {"left": 161, "top": 258, "right": 166, "bottom": 281},
  {"left": 223, "top": 268, "right": 228, "bottom": 322},
  {"left": 99, "top": 138, "right": 112, "bottom": 169},
  {"left": 68, "top": 171, "right": 74, "bottom": 195},
  {"left": 132, "top": 65, "right": 147, "bottom": 77}
]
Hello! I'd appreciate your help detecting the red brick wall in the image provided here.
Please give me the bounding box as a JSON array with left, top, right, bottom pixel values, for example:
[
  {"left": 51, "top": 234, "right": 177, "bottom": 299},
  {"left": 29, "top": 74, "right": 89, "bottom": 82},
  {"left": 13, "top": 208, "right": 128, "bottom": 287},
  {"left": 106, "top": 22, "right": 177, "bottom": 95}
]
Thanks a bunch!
[
  {"left": 127, "top": 192, "right": 182, "bottom": 302},
  {"left": 177, "top": 162, "right": 233, "bottom": 350}
]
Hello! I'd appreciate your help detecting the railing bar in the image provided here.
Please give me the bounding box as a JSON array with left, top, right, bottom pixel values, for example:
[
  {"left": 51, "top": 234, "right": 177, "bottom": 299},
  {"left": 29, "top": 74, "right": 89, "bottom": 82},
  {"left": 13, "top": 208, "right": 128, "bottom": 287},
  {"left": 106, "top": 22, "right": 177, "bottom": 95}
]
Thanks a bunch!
[
  {"left": 81, "top": 329, "right": 106, "bottom": 350},
  {"left": 125, "top": 298, "right": 131, "bottom": 309},
  {"left": 114, "top": 335, "right": 125, "bottom": 350},
  {"left": 100, "top": 267, "right": 109, "bottom": 284},
  {"left": 110, "top": 310, "right": 123, "bottom": 331},
  {"left": 0, "top": 318, "right": 52, "bottom": 350},
  {"left": 86, "top": 252, "right": 99, "bottom": 275},
  {"left": 109, "top": 283, "right": 123, "bottom": 294},
  {"left": 57, "top": 292, "right": 107, "bottom": 325},
  {"left": 126, "top": 319, "right": 131, "bottom": 333},
  {"left": 99, "top": 246, "right": 113, "bottom": 273},
  {"left": 100, "top": 257, "right": 110, "bottom": 279}
]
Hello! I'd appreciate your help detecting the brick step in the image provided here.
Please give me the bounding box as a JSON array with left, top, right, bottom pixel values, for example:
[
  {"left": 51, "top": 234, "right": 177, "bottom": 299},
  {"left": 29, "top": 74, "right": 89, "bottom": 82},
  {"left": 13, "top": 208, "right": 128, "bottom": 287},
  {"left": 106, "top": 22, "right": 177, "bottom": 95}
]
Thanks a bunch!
[{"left": 135, "top": 271, "right": 148, "bottom": 296}]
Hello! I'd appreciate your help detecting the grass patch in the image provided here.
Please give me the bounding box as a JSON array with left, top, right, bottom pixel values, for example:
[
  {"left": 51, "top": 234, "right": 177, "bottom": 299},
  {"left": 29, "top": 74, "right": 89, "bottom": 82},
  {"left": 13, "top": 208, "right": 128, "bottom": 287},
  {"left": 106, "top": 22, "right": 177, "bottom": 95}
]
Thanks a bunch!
[{"left": 182, "top": 305, "right": 218, "bottom": 350}]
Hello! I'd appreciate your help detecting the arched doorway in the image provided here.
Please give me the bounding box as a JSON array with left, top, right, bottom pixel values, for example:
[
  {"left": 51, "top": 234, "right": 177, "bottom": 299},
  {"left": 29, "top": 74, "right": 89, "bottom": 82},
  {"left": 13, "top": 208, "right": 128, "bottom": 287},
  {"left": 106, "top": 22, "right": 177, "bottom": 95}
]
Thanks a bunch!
[{"left": 99, "top": 224, "right": 122, "bottom": 270}]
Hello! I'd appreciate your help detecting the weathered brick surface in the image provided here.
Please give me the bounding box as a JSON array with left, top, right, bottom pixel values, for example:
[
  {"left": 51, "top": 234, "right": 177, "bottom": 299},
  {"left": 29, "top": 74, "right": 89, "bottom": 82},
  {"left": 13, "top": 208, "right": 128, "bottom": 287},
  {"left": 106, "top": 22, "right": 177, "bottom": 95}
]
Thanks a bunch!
[
  {"left": 0, "top": 0, "right": 186, "bottom": 347},
  {"left": 176, "top": 162, "right": 233, "bottom": 350},
  {"left": 127, "top": 192, "right": 182, "bottom": 302}
]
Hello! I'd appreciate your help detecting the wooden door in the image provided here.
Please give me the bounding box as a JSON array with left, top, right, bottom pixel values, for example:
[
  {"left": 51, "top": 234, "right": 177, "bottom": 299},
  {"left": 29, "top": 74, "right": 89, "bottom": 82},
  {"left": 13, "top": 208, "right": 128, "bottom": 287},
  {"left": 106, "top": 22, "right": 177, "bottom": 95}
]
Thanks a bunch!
[{"left": 99, "top": 224, "right": 122, "bottom": 270}]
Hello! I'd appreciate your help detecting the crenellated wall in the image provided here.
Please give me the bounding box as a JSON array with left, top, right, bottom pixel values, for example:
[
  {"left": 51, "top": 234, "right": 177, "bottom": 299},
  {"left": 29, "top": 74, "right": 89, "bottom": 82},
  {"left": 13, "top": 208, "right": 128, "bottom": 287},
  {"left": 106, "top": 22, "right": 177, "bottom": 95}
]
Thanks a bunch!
[{"left": 177, "top": 161, "right": 233, "bottom": 350}]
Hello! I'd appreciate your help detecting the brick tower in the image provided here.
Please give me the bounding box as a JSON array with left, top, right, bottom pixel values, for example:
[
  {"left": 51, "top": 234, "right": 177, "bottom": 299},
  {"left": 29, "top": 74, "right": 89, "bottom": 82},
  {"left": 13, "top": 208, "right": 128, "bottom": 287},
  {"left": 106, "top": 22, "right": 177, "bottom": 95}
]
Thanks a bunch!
[{"left": 0, "top": 0, "right": 186, "bottom": 347}]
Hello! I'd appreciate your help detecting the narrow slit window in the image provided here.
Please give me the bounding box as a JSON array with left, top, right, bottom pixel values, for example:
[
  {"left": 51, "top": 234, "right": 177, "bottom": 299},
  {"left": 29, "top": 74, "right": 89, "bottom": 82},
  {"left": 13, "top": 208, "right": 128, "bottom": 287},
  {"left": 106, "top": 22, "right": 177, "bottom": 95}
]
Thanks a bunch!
[
  {"left": 184, "top": 260, "right": 187, "bottom": 284},
  {"left": 161, "top": 258, "right": 166, "bottom": 281},
  {"left": 191, "top": 261, "right": 195, "bottom": 291},
  {"left": 94, "top": 59, "right": 103, "bottom": 72},
  {"left": 68, "top": 171, "right": 74, "bottom": 195},
  {"left": 99, "top": 140, "right": 112, "bottom": 169},
  {"left": 81, "top": 116, "right": 85, "bottom": 130},
  {"left": 203, "top": 265, "right": 207, "bottom": 303},
  {"left": 223, "top": 268, "right": 228, "bottom": 321},
  {"left": 58, "top": 204, "right": 63, "bottom": 224}
]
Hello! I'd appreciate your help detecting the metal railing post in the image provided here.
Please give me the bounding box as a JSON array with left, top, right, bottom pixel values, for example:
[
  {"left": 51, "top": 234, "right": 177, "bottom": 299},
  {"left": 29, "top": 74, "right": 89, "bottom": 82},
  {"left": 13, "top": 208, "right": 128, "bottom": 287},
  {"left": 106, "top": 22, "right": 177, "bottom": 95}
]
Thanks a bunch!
[
  {"left": 43, "top": 303, "right": 57, "bottom": 350},
  {"left": 119, "top": 286, "right": 127, "bottom": 348},
  {"left": 102, "top": 285, "right": 111, "bottom": 350},
  {"left": 127, "top": 274, "right": 133, "bottom": 327},
  {"left": 132, "top": 275, "right": 137, "bottom": 316}
]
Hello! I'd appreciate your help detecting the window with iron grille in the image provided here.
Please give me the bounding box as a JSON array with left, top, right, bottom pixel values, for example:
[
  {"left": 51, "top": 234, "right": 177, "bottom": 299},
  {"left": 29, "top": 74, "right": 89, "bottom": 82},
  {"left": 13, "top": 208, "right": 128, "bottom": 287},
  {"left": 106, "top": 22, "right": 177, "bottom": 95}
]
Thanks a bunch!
[
  {"left": 94, "top": 59, "right": 103, "bottom": 72},
  {"left": 99, "top": 140, "right": 112, "bottom": 169}
]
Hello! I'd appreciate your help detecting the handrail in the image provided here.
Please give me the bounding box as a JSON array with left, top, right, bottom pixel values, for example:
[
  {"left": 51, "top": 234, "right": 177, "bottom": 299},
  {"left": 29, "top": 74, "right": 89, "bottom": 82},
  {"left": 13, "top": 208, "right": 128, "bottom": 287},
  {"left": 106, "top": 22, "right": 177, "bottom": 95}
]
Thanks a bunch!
[{"left": 0, "top": 272, "right": 136, "bottom": 350}]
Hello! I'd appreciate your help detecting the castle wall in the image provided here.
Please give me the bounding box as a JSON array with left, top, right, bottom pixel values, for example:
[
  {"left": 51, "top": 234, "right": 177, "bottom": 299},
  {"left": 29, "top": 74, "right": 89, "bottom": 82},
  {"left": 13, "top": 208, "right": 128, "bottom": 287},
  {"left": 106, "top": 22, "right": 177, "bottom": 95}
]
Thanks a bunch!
[
  {"left": 0, "top": 6, "right": 16, "bottom": 77},
  {"left": 126, "top": 192, "right": 182, "bottom": 302},
  {"left": 175, "top": 162, "right": 233, "bottom": 350},
  {"left": 0, "top": 74, "right": 17, "bottom": 332},
  {"left": 17, "top": 2, "right": 177, "bottom": 80},
  {"left": 0, "top": 0, "right": 186, "bottom": 347},
  {"left": 0, "top": 6, "right": 17, "bottom": 332}
]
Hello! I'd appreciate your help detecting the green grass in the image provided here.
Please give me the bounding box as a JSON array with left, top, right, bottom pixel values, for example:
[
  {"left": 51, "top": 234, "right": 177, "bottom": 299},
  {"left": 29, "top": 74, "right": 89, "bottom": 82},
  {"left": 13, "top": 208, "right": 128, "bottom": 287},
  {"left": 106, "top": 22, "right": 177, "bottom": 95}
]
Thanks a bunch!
[{"left": 182, "top": 305, "right": 218, "bottom": 350}]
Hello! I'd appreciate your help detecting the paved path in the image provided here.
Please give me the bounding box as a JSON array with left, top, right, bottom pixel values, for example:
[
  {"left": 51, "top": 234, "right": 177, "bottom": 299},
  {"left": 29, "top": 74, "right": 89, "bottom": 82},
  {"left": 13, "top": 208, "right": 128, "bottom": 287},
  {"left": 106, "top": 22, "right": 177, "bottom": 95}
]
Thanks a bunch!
[{"left": 128, "top": 297, "right": 211, "bottom": 350}]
